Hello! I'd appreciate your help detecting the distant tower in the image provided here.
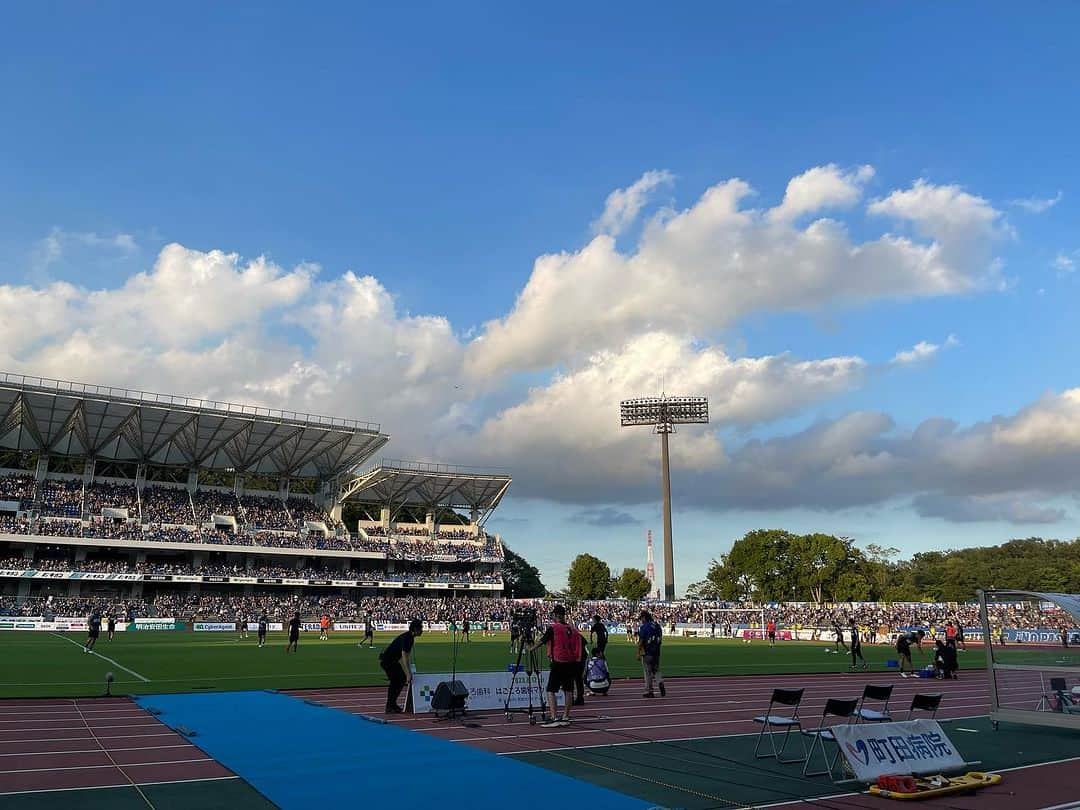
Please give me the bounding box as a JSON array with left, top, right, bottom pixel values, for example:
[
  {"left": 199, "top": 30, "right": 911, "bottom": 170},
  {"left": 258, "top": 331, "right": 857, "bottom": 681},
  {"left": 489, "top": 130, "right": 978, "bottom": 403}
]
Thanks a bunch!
[{"left": 645, "top": 530, "right": 656, "bottom": 598}]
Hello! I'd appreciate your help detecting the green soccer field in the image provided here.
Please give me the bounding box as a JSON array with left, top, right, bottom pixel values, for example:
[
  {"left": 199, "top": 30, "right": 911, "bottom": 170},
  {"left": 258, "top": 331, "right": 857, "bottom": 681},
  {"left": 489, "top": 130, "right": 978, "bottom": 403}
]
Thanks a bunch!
[{"left": 5, "top": 630, "right": 1049, "bottom": 699}]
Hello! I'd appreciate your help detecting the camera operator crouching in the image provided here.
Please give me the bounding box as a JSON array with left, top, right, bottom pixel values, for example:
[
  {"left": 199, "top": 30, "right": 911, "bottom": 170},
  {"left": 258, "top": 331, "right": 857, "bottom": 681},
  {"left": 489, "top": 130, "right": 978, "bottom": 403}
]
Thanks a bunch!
[{"left": 528, "top": 604, "right": 584, "bottom": 728}]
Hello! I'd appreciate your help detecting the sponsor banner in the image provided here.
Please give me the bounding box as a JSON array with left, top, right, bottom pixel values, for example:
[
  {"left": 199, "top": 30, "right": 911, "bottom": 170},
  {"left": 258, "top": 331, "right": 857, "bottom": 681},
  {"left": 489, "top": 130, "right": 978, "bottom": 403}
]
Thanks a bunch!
[
  {"left": 34, "top": 571, "right": 66, "bottom": 579},
  {"left": 411, "top": 670, "right": 563, "bottom": 713},
  {"left": 446, "top": 584, "right": 470, "bottom": 590},
  {"left": 283, "top": 578, "right": 308, "bottom": 586},
  {"left": 144, "top": 574, "right": 173, "bottom": 582},
  {"left": 202, "top": 576, "right": 229, "bottom": 583},
  {"left": 1005, "top": 627, "right": 1072, "bottom": 644},
  {"left": 381, "top": 581, "right": 403, "bottom": 588},
  {"left": 130, "top": 618, "right": 183, "bottom": 631},
  {"left": 231, "top": 576, "right": 257, "bottom": 584},
  {"left": 833, "top": 720, "right": 965, "bottom": 781},
  {"left": 333, "top": 579, "right": 360, "bottom": 587},
  {"left": 333, "top": 622, "right": 366, "bottom": 632},
  {"left": 741, "top": 629, "right": 794, "bottom": 641},
  {"left": 308, "top": 579, "right": 332, "bottom": 586},
  {"left": 194, "top": 622, "right": 237, "bottom": 632},
  {"left": 0, "top": 569, "right": 26, "bottom": 578},
  {"left": 359, "top": 581, "right": 379, "bottom": 587},
  {"left": 245, "top": 622, "right": 284, "bottom": 631},
  {"left": 114, "top": 573, "right": 141, "bottom": 581},
  {"left": 257, "top": 578, "right": 283, "bottom": 584},
  {"left": 301, "top": 622, "right": 322, "bottom": 631},
  {"left": 72, "top": 572, "right": 111, "bottom": 580},
  {"left": 173, "top": 575, "right": 201, "bottom": 583}
]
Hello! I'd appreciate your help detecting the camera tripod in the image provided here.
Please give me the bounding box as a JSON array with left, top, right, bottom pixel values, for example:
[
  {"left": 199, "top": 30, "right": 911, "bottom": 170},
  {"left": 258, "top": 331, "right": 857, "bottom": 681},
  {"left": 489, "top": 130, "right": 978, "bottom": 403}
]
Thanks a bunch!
[{"left": 503, "top": 631, "right": 545, "bottom": 724}]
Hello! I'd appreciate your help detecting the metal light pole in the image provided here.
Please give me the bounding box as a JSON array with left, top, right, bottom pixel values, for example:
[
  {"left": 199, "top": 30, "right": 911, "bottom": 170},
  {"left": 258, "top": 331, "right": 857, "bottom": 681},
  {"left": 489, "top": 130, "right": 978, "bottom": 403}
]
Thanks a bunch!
[{"left": 620, "top": 395, "right": 709, "bottom": 601}]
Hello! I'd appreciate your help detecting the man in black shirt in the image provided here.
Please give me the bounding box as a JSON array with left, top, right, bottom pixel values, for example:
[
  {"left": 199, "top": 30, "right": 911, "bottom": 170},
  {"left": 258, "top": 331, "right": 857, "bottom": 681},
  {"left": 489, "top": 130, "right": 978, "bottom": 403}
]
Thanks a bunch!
[
  {"left": 589, "top": 615, "right": 608, "bottom": 656},
  {"left": 257, "top": 613, "right": 268, "bottom": 648},
  {"left": 380, "top": 619, "right": 423, "bottom": 713},
  {"left": 285, "top": 612, "right": 301, "bottom": 654},
  {"left": 107, "top": 614, "right": 116, "bottom": 641}
]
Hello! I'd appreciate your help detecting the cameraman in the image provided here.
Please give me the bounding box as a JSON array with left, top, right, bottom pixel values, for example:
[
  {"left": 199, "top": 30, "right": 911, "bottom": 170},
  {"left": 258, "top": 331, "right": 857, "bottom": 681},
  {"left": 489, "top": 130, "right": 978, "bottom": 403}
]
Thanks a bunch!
[
  {"left": 380, "top": 618, "right": 424, "bottom": 713},
  {"left": 529, "top": 605, "right": 582, "bottom": 727}
]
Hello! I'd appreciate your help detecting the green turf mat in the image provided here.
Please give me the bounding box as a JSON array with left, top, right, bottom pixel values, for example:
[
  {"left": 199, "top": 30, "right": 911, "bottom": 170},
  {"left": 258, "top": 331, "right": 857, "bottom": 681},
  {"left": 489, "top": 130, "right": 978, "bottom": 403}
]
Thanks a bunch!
[{"left": 510, "top": 717, "right": 1080, "bottom": 810}]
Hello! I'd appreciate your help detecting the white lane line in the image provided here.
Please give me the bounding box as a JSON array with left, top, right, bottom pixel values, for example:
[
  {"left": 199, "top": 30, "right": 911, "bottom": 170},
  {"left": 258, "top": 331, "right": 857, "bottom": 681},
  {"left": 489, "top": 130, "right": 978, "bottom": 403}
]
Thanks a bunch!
[
  {"left": 50, "top": 633, "right": 150, "bottom": 683},
  {"left": 0, "top": 744, "right": 194, "bottom": 757},
  {"left": 0, "top": 757, "right": 213, "bottom": 775},
  {"left": 0, "top": 775, "right": 239, "bottom": 797}
]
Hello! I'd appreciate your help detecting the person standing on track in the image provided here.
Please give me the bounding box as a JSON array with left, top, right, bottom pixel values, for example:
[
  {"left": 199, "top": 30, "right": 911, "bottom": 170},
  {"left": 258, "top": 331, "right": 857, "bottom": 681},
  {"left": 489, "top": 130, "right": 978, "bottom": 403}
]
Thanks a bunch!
[
  {"left": 286, "top": 611, "right": 301, "bottom": 654},
  {"left": 380, "top": 618, "right": 423, "bottom": 713},
  {"left": 360, "top": 613, "right": 375, "bottom": 648},
  {"left": 528, "top": 604, "right": 581, "bottom": 727},
  {"left": 257, "top": 612, "right": 268, "bottom": 648},
  {"left": 896, "top": 630, "right": 916, "bottom": 677},
  {"left": 637, "top": 610, "right": 665, "bottom": 698}
]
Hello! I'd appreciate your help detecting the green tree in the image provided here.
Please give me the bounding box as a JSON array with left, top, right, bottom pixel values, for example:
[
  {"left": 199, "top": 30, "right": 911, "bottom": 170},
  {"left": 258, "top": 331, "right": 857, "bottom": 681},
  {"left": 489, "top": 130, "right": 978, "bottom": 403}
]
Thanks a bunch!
[
  {"left": 567, "top": 553, "right": 612, "bottom": 599},
  {"left": 616, "top": 568, "right": 652, "bottom": 601},
  {"left": 501, "top": 544, "right": 546, "bottom": 598}
]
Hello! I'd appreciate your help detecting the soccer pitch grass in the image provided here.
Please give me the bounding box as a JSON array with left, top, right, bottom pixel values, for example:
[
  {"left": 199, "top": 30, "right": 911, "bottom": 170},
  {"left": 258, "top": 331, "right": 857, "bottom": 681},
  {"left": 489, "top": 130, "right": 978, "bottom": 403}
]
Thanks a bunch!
[{"left": 2, "top": 630, "right": 1067, "bottom": 699}]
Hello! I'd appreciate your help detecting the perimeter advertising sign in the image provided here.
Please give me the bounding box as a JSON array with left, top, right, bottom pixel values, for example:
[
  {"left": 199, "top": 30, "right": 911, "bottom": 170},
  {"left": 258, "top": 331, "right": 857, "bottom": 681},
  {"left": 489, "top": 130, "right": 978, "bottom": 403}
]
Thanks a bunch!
[
  {"left": 832, "top": 720, "right": 965, "bottom": 782},
  {"left": 410, "top": 670, "right": 563, "bottom": 713}
]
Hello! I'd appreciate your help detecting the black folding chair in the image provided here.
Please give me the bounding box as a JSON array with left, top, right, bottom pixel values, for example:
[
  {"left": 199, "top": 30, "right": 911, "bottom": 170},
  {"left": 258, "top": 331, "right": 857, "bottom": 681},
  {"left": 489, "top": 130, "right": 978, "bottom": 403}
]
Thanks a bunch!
[
  {"left": 802, "top": 697, "right": 859, "bottom": 779},
  {"left": 855, "top": 684, "right": 893, "bottom": 723},
  {"left": 907, "top": 692, "right": 942, "bottom": 720},
  {"left": 1036, "top": 677, "right": 1069, "bottom": 712},
  {"left": 753, "top": 687, "right": 807, "bottom": 763}
]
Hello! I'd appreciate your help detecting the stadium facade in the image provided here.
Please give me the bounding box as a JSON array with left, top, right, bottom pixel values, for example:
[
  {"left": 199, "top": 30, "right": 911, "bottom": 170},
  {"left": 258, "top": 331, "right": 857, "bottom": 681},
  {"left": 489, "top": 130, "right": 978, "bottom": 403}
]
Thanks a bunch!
[{"left": 0, "top": 373, "right": 509, "bottom": 619}]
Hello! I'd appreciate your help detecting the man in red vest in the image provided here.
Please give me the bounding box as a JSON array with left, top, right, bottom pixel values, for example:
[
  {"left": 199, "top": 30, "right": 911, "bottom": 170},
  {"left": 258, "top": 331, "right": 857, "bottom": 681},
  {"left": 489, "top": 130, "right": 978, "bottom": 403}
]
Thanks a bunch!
[{"left": 530, "top": 604, "right": 583, "bottom": 728}]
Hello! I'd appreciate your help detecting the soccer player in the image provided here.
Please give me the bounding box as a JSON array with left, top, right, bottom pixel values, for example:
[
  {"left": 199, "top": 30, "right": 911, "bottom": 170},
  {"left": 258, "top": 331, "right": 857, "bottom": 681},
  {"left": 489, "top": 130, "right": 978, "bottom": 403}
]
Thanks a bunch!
[
  {"left": 238, "top": 615, "right": 249, "bottom": 641},
  {"left": 849, "top": 619, "right": 868, "bottom": 670},
  {"left": 257, "top": 613, "right": 268, "bottom": 648},
  {"left": 766, "top": 618, "right": 777, "bottom": 647},
  {"left": 380, "top": 619, "right": 424, "bottom": 713},
  {"left": 106, "top": 613, "right": 116, "bottom": 641},
  {"left": 832, "top": 618, "right": 848, "bottom": 653},
  {"left": 360, "top": 613, "right": 375, "bottom": 648},
  {"left": 460, "top": 616, "right": 470, "bottom": 643},
  {"left": 85, "top": 611, "right": 101, "bottom": 653},
  {"left": 319, "top": 614, "right": 330, "bottom": 641},
  {"left": 285, "top": 612, "right": 301, "bottom": 654}
]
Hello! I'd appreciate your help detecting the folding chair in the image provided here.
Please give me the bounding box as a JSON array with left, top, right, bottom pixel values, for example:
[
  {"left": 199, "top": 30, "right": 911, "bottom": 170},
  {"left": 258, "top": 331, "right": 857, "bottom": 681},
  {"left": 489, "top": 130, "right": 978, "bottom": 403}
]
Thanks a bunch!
[
  {"left": 753, "top": 687, "right": 807, "bottom": 763},
  {"left": 907, "top": 692, "right": 942, "bottom": 720},
  {"left": 802, "top": 697, "right": 859, "bottom": 779},
  {"left": 855, "top": 684, "right": 893, "bottom": 723}
]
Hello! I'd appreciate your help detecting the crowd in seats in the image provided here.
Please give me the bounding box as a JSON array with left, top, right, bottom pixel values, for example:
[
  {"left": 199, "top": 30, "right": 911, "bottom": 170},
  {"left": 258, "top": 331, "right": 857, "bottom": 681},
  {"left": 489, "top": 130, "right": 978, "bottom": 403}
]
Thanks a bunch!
[
  {"left": 35, "top": 518, "right": 83, "bottom": 537},
  {"left": 362, "top": 525, "right": 388, "bottom": 536},
  {"left": 239, "top": 495, "right": 293, "bottom": 531},
  {"left": 83, "top": 482, "right": 139, "bottom": 515},
  {"left": 250, "top": 531, "right": 312, "bottom": 549},
  {"left": 0, "top": 515, "right": 29, "bottom": 535},
  {"left": 314, "top": 535, "right": 353, "bottom": 551},
  {"left": 141, "top": 486, "right": 193, "bottom": 524},
  {"left": 392, "top": 524, "right": 429, "bottom": 537},
  {"left": 143, "top": 524, "right": 204, "bottom": 544},
  {"left": 39, "top": 479, "right": 83, "bottom": 517},
  {"left": 83, "top": 520, "right": 141, "bottom": 541},
  {"left": 193, "top": 489, "right": 237, "bottom": 521},
  {"left": 435, "top": 528, "right": 473, "bottom": 540},
  {"left": 0, "top": 473, "right": 36, "bottom": 507},
  {"left": 203, "top": 528, "right": 254, "bottom": 546}
]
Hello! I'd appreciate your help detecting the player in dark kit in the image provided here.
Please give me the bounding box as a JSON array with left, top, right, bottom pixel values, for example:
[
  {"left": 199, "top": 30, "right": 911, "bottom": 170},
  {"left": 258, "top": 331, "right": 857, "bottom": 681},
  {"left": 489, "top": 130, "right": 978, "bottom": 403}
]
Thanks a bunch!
[
  {"left": 380, "top": 619, "right": 424, "bottom": 713},
  {"left": 589, "top": 614, "right": 608, "bottom": 655},
  {"left": 257, "top": 613, "right": 268, "bottom": 648},
  {"left": 849, "top": 619, "right": 868, "bottom": 670},
  {"left": 285, "top": 612, "right": 301, "bottom": 654},
  {"left": 85, "top": 612, "right": 101, "bottom": 652},
  {"left": 460, "top": 617, "right": 470, "bottom": 643},
  {"left": 106, "top": 614, "right": 116, "bottom": 641},
  {"left": 360, "top": 614, "right": 375, "bottom": 648}
]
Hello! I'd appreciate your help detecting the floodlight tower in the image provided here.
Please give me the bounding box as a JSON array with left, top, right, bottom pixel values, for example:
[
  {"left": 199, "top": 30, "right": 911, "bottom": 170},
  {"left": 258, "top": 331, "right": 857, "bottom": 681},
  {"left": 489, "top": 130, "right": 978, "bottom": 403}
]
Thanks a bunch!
[
  {"left": 621, "top": 395, "right": 709, "bottom": 601},
  {"left": 645, "top": 530, "right": 656, "bottom": 598}
]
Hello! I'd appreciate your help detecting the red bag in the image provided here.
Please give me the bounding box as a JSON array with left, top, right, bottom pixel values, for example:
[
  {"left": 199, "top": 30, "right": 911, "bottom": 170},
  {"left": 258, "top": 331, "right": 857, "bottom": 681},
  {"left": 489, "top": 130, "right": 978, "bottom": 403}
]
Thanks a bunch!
[{"left": 877, "top": 775, "right": 918, "bottom": 793}]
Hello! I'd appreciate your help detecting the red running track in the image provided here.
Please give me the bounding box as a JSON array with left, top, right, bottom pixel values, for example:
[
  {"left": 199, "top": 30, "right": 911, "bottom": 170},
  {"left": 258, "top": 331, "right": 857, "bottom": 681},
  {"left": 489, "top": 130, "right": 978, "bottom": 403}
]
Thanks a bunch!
[
  {"left": 0, "top": 697, "right": 238, "bottom": 798},
  {"left": 289, "top": 670, "right": 1020, "bottom": 754}
]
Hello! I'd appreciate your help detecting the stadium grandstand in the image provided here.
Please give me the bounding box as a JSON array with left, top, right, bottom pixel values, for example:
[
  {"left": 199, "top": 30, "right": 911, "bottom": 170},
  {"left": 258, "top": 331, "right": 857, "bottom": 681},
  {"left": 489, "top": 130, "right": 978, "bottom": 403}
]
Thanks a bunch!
[{"left": 0, "top": 373, "right": 509, "bottom": 621}]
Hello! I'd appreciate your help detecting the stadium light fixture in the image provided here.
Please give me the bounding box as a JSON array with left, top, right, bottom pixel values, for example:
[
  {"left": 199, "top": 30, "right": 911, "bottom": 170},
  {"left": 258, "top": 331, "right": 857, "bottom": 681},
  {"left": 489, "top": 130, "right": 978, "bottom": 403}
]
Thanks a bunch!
[{"left": 620, "top": 395, "right": 709, "bottom": 601}]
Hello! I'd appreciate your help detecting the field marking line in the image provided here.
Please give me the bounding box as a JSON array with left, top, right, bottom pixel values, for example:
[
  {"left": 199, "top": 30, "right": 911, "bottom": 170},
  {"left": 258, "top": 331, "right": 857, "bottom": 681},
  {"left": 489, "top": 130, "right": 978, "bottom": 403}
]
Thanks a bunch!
[
  {"left": 0, "top": 775, "right": 239, "bottom": 797},
  {"left": 50, "top": 633, "right": 150, "bottom": 683},
  {"left": 0, "top": 732, "right": 178, "bottom": 744},
  {"left": 0, "top": 744, "right": 194, "bottom": 758},
  {"left": 0, "top": 757, "right": 213, "bottom": 775}
]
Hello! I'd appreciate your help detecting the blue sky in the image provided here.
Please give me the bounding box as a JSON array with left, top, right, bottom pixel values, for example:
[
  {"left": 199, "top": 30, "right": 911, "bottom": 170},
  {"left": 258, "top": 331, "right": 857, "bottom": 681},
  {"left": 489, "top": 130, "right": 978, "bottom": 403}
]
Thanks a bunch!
[{"left": 2, "top": 5, "right": 1079, "bottom": 591}]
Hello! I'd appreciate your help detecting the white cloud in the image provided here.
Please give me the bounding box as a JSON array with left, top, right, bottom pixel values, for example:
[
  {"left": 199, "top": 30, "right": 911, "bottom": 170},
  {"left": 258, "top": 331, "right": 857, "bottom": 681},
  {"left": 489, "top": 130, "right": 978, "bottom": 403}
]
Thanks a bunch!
[
  {"left": 37, "top": 228, "right": 138, "bottom": 269},
  {"left": 890, "top": 334, "right": 958, "bottom": 366},
  {"left": 912, "top": 493, "right": 1065, "bottom": 524},
  {"left": 1010, "top": 191, "right": 1063, "bottom": 213},
  {"left": 468, "top": 169, "right": 1006, "bottom": 381},
  {"left": 592, "top": 170, "right": 674, "bottom": 236},
  {"left": 768, "top": 164, "right": 874, "bottom": 222},
  {"left": 1053, "top": 252, "right": 1075, "bottom": 273}
]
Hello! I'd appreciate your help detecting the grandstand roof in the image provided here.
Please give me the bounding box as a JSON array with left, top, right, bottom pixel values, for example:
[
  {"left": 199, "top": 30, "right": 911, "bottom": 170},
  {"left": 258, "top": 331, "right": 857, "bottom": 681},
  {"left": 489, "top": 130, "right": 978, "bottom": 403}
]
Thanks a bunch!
[
  {"left": 0, "top": 372, "right": 389, "bottom": 479},
  {"left": 341, "top": 459, "right": 511, "bottom": 521}
]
